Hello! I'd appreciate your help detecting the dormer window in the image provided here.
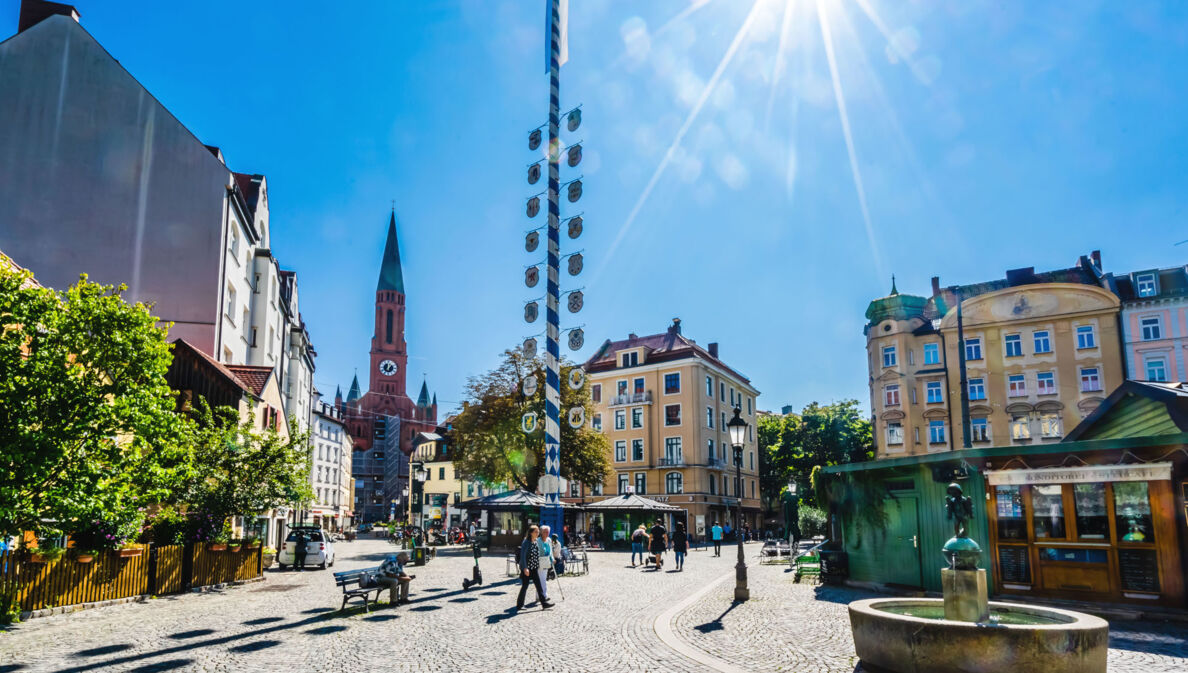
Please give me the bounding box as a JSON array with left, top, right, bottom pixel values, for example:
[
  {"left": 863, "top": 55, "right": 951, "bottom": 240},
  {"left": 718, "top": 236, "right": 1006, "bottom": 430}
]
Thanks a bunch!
[
  {"left": 621, "top": 351, "right": 639, "bottom": 367},
  {"left": 1135, "top": 273, "right": 1157, "bottom": 298}
]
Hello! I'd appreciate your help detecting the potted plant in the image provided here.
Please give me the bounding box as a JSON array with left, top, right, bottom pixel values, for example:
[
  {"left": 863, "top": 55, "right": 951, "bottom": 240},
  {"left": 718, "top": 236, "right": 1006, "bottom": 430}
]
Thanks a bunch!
[
  {"left": 261, "top": 546, "right": 277, "bottom": 568},
  {"left": 242, "top": 534, "right": 262, "bottom": 549},
  {"left": 207, "top": 536, "right": 228, "bottom": 552},
  {"left": 74, "top": 548, "right": 98, "bottom": 564},
  {"left": 116, "top": 543, "right": 143, "bottom": 558},
  {"left": 227, "top": 540, "right": 242, "bottom": 552},
  {"left": 27, "top": 543, "right": 66, "bottom": 564}
]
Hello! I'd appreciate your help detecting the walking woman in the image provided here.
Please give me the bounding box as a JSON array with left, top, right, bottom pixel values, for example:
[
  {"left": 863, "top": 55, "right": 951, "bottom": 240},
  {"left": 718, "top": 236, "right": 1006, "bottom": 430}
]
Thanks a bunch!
[
  {"left": 630, "top": 524, "right": 648, "bottom": 567},
  {"left": 516, "top": 525, "right": 554, "bottom": 611},
  {"left": 672, "top": 522, "right": 688, "bottom": 571}
]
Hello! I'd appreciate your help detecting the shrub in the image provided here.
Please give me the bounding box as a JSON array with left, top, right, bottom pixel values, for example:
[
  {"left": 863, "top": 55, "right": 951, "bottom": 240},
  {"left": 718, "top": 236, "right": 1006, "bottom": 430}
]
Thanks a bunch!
[{"left": 798, "top": 506, "right": 828, "bottom": 538}]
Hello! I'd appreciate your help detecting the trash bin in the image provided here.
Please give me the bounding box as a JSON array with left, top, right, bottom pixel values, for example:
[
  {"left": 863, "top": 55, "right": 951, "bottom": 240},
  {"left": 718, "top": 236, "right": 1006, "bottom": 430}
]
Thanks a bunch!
[{"left": 412, "top": 547, "right": 427, "bottom": 566}]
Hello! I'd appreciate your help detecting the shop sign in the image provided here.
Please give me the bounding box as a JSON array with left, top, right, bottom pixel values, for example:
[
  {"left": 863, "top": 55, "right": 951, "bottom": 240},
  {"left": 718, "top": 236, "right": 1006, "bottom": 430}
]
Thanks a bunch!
[{"left": 986, "top": 462, "right": 1172, "bottom": 486}]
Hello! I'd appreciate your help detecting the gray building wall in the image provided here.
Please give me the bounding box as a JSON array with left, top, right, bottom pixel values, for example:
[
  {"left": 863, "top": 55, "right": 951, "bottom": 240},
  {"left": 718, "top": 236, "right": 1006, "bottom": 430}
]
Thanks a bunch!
[{"left": 0, "top": 16, "right": 229, "bottom": 352}]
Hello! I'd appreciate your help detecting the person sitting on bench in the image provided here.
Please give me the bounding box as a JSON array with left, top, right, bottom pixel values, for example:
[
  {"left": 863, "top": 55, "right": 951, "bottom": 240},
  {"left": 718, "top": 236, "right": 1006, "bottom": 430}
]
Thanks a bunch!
[{"left": 377, "top": 551, "right": 414, "bottom": 606}]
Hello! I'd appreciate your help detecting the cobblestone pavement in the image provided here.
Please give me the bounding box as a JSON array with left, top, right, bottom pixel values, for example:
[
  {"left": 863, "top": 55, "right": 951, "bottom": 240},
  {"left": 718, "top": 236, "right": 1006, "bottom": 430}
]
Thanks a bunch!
[{"left": 0, "top": 540, "right": 1184, "bottom": 672}]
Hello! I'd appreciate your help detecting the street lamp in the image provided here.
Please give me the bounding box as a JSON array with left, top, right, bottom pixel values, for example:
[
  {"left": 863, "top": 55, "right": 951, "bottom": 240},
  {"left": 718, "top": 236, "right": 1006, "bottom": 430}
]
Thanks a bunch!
[
  {"left": 726, "top": 407, "right": 749, "bottom": 602},
  {"left": 786, "top": 479, "right": 800, "bottom": 549},
  {"left": 401, "top": 486, "right": 410, "bottom": 549},
  {"left": 412, "top": 462, "right": 428, "bottom": 530}
]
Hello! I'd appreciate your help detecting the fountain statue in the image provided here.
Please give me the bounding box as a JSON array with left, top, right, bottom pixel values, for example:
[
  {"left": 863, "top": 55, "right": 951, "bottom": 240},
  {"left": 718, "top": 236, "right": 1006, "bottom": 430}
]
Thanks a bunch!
[{"left": 846, "top": 478, "right": 1108, "bottom": 673}]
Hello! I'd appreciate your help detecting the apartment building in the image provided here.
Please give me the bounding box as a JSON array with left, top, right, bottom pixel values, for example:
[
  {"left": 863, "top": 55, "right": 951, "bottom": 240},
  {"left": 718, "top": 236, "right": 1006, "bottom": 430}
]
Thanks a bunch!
[
  {"left": 582, "top": 319, "right": 762, "bottom": 537},
  {"left": 1104, "top": 266, "right": 1188, "bottom": 383},
  {"left": 309, "top": 401, "right": 354, "bottom": 531},
  {"left": 866, "top": 253, "right": 1123, "bottom": 457}
]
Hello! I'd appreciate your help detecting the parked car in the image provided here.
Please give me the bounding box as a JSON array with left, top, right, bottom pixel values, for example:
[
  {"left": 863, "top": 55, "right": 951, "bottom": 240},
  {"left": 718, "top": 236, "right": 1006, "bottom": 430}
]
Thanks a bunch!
[{"left": 277, "top": 527, "right": 335, "bottom": 570}]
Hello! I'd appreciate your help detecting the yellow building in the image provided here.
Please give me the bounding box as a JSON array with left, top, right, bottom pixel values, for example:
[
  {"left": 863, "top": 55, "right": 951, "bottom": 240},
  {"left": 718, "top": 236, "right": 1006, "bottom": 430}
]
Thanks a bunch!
[
  {"left": 581, "top": 319, "right": 762, "bottom": 539},
  {"left": 866, "top": 254, "right": 1124, "bottom": 458}
]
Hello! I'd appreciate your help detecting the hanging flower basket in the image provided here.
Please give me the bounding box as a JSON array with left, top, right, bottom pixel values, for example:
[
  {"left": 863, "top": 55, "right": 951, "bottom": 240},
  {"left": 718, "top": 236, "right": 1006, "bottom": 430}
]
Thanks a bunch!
[
  {"left": 207, "top": 543, "right": 227, "bottom": 552},
  {"left": 117, "top": 547, "right": 143, "bottom": 558},
  {"left": 75, "top": 554, "right": 95, "bottom": 564},
  {"left": 228, "top": 544, "right": 242, "bottom": 553}
]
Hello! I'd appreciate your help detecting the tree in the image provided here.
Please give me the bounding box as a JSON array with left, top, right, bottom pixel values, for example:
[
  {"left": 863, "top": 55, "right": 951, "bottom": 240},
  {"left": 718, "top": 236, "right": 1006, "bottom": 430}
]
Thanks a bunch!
[
  {"left": 758, "top": 400, "right": 873, "bottom": 509},
  {"left": 177, "top": 401, "right": 313, "bottom": 540},
  {"left": 0, "top": 261, "right": 189, "bottom": 540},
  {"left": 449, "top": 348, "right": 610, "bottom": 492}
]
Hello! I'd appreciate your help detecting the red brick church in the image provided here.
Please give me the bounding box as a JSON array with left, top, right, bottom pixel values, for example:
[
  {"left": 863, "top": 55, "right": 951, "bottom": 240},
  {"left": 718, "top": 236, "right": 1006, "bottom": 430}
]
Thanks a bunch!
[{"left": 338, "top": 211, "right": 438, "bottom": 523}]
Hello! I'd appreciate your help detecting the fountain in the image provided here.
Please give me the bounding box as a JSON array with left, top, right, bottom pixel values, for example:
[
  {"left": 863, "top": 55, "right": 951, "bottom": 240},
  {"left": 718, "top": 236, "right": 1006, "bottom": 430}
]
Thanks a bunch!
[{"left": 847, "top": 483, "right": 1108, "bottom": 673}]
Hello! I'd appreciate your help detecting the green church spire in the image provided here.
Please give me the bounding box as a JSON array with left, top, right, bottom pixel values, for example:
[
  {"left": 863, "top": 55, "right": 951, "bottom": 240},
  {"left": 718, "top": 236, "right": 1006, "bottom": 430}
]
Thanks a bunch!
[
  {"left": 347, "top": 373, "right": 361, "bottom": 403},
  {"left": 417, "top": 380, "right": 430, "bottom": 408},
  {"left": 377, "top": 210, "right": 405, "bottom": 294}
]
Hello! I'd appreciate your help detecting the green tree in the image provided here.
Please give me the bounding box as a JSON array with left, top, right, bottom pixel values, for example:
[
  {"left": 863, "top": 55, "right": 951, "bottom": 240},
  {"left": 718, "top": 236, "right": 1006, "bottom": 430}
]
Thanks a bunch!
[
  {"left": 449, "top": 348, "right": 610, "bottom": 492},
  {"left": 0, "top": 261, "right": 190, "bottom": 540},
  {"left": 178, "top": 401, "right": 313, "bottom": 539},
  {"left": 758, "top": 400, "right": 873, "bottom": 509}
]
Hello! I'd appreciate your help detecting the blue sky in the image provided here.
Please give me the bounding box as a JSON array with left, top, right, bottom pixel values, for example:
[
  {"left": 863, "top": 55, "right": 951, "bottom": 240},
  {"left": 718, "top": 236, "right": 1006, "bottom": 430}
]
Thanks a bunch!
[{"left": 4, "top": 0, "right": 1185, "bottom": 415}]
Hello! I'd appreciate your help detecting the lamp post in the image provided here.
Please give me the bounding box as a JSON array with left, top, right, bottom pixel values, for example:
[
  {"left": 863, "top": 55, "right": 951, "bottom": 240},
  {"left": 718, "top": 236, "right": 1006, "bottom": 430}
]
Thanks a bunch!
[
  {"left": 786, "top": 479, "right": 800, "bottom": 549},
  {"left": 411, "top": 462, "right": 428, "bottom": 530},
  {"left": 726, "top": 407, "right": 749, "bottom": 602},
  {"left": 401, "top": 486, "right": 410, "bottom": 548}
]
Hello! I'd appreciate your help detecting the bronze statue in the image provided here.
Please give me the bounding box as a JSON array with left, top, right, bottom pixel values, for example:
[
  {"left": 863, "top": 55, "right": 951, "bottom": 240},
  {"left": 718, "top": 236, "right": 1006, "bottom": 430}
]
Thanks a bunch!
[
  {"left": 945, "top": 482, "right": 973, "bottom": 538},
  {"left": 942, "top": 482, "right": 980, "bottom": 570}
]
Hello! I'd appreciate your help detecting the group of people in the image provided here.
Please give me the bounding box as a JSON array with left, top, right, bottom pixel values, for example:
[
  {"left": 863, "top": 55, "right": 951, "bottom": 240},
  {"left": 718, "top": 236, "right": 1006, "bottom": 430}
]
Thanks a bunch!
[
  {"left": 515, "top": 524, "right": 568, "bottom": 610},
  {"left": 629, "top": 519, "right": 688, "bottom": 571}
]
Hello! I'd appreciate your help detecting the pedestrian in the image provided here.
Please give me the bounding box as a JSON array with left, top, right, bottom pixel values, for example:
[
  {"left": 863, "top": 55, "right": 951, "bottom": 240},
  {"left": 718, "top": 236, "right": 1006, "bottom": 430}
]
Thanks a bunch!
[
  {"left": 672, "top": 522, "right": 688, "bottom": 571},
  {"left": 538, "top": 524, "right": 553, "bottom": 600},
  {"left": 377, "top": 551, "right": 414, "bottom": 606},
  {"left": 711, "top": 521, "right": 723, "bottom": 557},
  {"left": 516, "top": 525, "right": 553, "bottom": 611},
  {"left": 550, "top": 533, "right": 564, "bottom": 576},
  {"left": 468, "top": 520, "right": 476, "bottom": 543},
  {"left": 649, "top": 518, "right": 668, "bottom": 570},
  {"left": 630, "top": 525, "right": 648, "bottom": 567},
  {"left": 293, "top": 531, "right": 307, "bottom": 570}
]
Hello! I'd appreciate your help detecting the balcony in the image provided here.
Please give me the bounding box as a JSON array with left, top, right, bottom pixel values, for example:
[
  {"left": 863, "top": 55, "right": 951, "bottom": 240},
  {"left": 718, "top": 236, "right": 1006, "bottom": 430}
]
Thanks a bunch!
[
  {"left": 705, "top": 457, "right": 726, "bottom": 469},
  {"left": 658, "top": 456, "right": 685, "bottom": 467},
  {"left": 609, "top": 391, "right": 653, "bottom": 407}
]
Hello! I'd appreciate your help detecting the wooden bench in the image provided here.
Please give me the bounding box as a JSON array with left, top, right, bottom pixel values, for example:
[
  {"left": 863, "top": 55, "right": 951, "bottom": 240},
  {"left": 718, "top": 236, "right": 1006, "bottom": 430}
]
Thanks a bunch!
[{"left": 333, "top": 567, "right": 383, "bottom": 612}]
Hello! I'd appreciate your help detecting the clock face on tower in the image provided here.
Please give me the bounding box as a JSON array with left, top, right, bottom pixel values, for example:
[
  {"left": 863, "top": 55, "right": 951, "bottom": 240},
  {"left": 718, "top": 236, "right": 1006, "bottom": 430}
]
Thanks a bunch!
[{"left": 379, "top": 360, "right": 398, "bottom": 377}]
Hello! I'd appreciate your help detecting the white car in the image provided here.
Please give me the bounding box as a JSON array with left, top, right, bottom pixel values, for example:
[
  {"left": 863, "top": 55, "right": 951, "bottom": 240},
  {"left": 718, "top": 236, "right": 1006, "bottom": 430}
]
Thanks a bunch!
[{"left": 277, "top": 527, "right": 335, "bottom": 569}]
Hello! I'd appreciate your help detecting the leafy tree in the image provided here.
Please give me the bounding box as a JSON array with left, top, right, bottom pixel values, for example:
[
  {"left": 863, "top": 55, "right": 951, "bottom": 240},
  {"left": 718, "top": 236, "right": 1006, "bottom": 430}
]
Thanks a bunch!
[
  {"left": 450, "top": 348, "right": 610, "bottom": 492},
  {"left": 178, "top": 401, "right": 313, "bottom": 540},
  {"left": 0, "top": 261, "right": 190, "bottom": 540},
  {"left": 758, "top": 400, "right": 873, "bottom": 510}
]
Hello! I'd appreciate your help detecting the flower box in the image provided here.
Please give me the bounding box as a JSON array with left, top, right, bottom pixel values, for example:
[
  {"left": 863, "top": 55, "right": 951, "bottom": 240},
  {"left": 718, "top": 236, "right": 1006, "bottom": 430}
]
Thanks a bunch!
[
  {"left": 207, "top": 543, "right": 227, "bottom": 552},
  {"left": 28, "top": 553, "right": 49, "bottom": 564},
  {"left": 228, "top": 544, "right": 242, "bottom": 552},
  {"left": 75, "top": 554, "right": 95, "bottom": 564},
  {"left": 117, "top": 548, "right": 143, "bottom": 558},
  {"left": 244, "top": 541, "right": 261, "bottom": 549}
]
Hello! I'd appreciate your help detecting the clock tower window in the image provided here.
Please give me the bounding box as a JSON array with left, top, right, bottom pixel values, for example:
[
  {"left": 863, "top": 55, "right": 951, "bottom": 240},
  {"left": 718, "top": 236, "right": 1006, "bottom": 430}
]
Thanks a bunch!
[{"left": 385, "top": 310, "right": 393, "bottom": 344}]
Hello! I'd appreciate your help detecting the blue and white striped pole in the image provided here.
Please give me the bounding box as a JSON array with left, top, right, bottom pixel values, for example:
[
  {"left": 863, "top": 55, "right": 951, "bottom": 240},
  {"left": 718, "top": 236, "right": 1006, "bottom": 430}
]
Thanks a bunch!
[{"left": 541, "top": 0, "right": 564, "bottom": 536}]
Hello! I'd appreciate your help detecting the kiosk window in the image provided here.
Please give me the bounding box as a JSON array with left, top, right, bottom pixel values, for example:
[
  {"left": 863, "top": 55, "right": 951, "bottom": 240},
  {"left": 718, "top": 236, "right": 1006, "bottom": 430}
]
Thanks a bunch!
[
  {"left": 994, "top": 486, "right": 1027, "bottom": 540},
  {"left": 1114, "top": 482, "right": 1154, "bottom": 543},
  {"left": 1032, "top": 485, "right": 1066, "bottom": 539},
  {"left": 1073, "top": 483, "right": 1109, "bottom": 539}
]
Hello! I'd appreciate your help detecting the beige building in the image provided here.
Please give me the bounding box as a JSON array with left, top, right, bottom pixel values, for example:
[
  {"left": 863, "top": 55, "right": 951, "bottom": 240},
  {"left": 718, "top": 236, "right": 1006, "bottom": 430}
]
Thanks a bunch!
[
  {"left": 866, "top": 253, "right": 1124, "bottom": 458},
  {"left": 310, "top": 400, "right": 354, "bottom": 531},
  {"left": 581, "top": 319, "right": 762, "bottom": 538}
]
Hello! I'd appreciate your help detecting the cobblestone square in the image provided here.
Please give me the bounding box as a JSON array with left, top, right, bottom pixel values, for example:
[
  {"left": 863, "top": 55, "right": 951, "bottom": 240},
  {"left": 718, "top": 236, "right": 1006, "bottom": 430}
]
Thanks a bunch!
[{"left": 0, "top": 540, "right": 1184, "bottom": 672}]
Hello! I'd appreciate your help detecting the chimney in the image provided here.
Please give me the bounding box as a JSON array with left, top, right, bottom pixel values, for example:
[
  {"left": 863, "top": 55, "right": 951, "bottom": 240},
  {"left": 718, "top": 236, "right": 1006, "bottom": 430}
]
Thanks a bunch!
[
  {"left": 708, "top": 342, "right": 719, "bottom": 358},
  {"left": 1090, "top": 250, "right": 1101, "bottom": 269},
  {"left": 628, "top": 333, "right": 637, "bottom": 340},
  {"left": 18, "top": 0, "right": 79, "bottom": 33},
  {"left": 670, "top": 317, "right": 682, "bottom": 335},
  {"left": 931, "top": 276, "right": 941, "bottom": 296}
]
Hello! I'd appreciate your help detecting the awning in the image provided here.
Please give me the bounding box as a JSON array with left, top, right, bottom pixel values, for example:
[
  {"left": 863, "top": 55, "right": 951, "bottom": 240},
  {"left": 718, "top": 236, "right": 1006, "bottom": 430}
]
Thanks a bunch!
[
  {"left": 582, "top": 493, "right": 684, "bottom": 512},
  {"left": 985, "top": 462, "right": 1172, "bottom": 486},
  {"left": 458, "top": 489, "right": 580, "bottom": 511}
]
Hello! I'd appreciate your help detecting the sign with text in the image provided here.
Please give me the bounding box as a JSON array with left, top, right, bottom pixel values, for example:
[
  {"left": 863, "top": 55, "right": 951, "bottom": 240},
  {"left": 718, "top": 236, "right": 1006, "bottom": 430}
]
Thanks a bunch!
[{"left": 986, "top": 463, "right": 1171, "bottom": 486}]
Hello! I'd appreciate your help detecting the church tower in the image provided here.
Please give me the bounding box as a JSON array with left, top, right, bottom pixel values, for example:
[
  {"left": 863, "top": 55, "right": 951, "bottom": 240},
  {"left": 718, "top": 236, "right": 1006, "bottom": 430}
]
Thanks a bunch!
[{"left": 370, "top": 211, "right": 408, "bottom": 398}]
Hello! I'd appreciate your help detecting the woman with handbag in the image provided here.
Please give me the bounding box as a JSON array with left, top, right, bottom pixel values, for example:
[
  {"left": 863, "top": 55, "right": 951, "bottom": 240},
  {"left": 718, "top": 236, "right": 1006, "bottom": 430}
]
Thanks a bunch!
[{"left": 516, "top": 526, "right": 553, "bottom": 611}]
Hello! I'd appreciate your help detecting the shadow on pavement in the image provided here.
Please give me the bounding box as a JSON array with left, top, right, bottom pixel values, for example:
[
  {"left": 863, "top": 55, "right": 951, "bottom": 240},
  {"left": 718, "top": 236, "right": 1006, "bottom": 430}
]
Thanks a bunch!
[
  {"left": 227, "top": 640, "right": 282, "bottom": 653},
  {"left": 301, "top": 607, "right": 334, "bottom": 614},
  {"left": 693, "top": 602, "right": 742, "bottom": 634},
  {"left": 0, "top": 665, "right": 28, "bottom": 672},
  {"left": 485, "top": 607, "right": 520, "bottom": 625},
  {"left": 241, "top": 617, "right": 283, "bottom": 626},
  {"left": 126, "top": 659, "right": 194, "bottom": 672},
  {"left": 304, "top": 625, "right": 348, "bottom": 635},
  {"left": 362, "top": 614, "right": 399, "bottom": 622},
  {"left": 167, "top": 629, "right": 216, "bottom": 640},
  {"left": 73, "top": 644, "right": 133, "bottom": 658}
]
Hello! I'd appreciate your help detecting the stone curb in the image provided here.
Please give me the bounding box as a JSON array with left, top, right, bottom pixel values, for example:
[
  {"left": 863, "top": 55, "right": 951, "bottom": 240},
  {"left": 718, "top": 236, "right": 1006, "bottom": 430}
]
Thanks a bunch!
[{"left": 653, "top": 569, "right": 744, "bottom": 673}]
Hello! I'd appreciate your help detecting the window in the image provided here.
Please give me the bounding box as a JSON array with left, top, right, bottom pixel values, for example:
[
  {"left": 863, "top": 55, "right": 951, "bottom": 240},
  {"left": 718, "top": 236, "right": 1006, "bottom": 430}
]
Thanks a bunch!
[
  {"left": 923, "top": 343, "right": 940, "bottom": 365},
  {"left": 631, "top": 439, "right": 644, "bottom": 461},
  {"left": 614, "top": 441, "right": 626, "bottom": 462},
  {"left": 439, "top": 467, "right": 445, "bottom": 480},
  {"left": 1114, "top": 482, "right": 1154, "bottom": 542},
  {"left": 225, "top": 284, "right": 237, "bottom": 318},
  {"left": 720, "top": 382, "right": 725, "bottom": 401},
  {"left": 1010, "top": 414, "right": 1030, "bottom": 440},
  {"left": 666, "top": 472, "right": 683, "bottom": 494},
  {"left": 926, "top": 381, "right": 943, "bottom": 404},
  {"left": 1076, "top": 325, "right": 1096, "bottom": 349},
  {"left": 886, "top": 422, "right": 903, "bottom": 445},
  {"left": 1039, "top": 413, "right": 1062, "bottom": 438},
  {"left": 1033, "top": 330, "right": 1051, "bottom": 354},
  {"left": 385, "top": 309, "right": 393, "bottom": 343},
  {"left": 706, "top": 375, "right": 713, "bottom": 397},
  {"left": 706, "top": 407, "right": 714, "bottom": 428},
  {"left": 1072, "top": 483, "right": 1107, "bottom": 538},
  {"left": 664, "top": 404, "right": 681, "bottom": 426},
  {"left": 995, "top": 486, "right": 1027, "bottom": 541},
  {"left": 1036, "top": 371, "right": 1055, "bottom": 394},
  {"left": 1080, "top": 367, "right": 1101, "bottom": 392},
  {"left": 707, "top": 439, "right": 715, "bottom": 461},
  {"left": 230, "top": 227, "right": 240, "bottom": 256},
  {"left": 971, "top": 418, "right": 989, "bottom": 442},
  {"left": 1136, "top": 272, "right": 1157, "bottom": 297},
  {"left": 747, "top": 397, "right": 752, "bottom": 415},
  {"left": 591, "top": 384, "right": 601, "bottom": 403},
  {"left": 1008, "top": 374, "right": 1026, "bottom": 397},
  {"left": 1146, "top": 358, "right": 1168, "bottom": 382},
  {"left": 664, "top": 372, "right": 680, "bottom": 394},
  {"left": 968, "top": 378, "right": 986, "bottom": 401},
  {"left": 884, "top": 384, "right": 900, "bottom": 406},
  {"left": 1031, "top": 485, "right": 1065, "bottom": 538},
  {"left": 614, "top": 409, "right": 626, "bottom": 430},
  {"left": 616, "top": 380, "right": 628, "bottom": 396},
  {"left": 909, "top": 386, "right": 917, "bottom": 404},
  {"left": 592, "top": 413, "right": 602, "bottom": 431},
  {"left": 1004, "top": 334, "right": 1022, "bottom": 357},
  {"left": 1140, "top": 316, "right": 1162, "bottom": 341},
  {"left": 928, "top": 420, "right": 946, "bottom": 444},
  {"left": 629, "top": 378, "right": 643, "bottom": 395},
  {"left": 709, "top": 475, "right": 717, "bottom": 495},
  {"left": 964, "top": 338, "right": 982, "bottom": 361},
  {"left": 631, "top": 407, "right": 643, "bottom": 429},
  {"left": 730, "top": 387, "right": 737, "bottom": 406},
  {"left": 467, "top": 483, "right": 474, "bottom": 497},
  {"left": 621, "top": 351, "right": 638, "bottom": 367},
  {"left": 882, "top": 346, "right": 897, "bottom": 367},
  {"left": 634, "top": 473, "right": 647, "bottom": 495},
  {"left": 665, "top": 437, "right": 682, "bottom": 463},
  {"left": 618, "top": 473, "right": 629, "bottom": 493},
  {"left": 591, "top": 482, "right": 603, "bottom": 495},
  {"left": 721, "top": 411, "right": 727, "bottom": 429}
]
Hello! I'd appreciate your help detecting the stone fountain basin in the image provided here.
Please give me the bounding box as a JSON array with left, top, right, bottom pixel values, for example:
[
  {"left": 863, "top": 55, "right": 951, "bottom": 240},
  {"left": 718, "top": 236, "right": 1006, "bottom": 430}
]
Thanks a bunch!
[{"left": 849, "top": 598, "right": 1108, "bottom": 673}]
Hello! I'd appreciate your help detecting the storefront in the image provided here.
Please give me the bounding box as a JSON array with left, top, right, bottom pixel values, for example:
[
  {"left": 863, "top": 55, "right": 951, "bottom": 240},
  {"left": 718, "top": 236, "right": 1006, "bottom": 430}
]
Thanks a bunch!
[{"left": 583, "top": 493, "right": 686, "bottom": 549}]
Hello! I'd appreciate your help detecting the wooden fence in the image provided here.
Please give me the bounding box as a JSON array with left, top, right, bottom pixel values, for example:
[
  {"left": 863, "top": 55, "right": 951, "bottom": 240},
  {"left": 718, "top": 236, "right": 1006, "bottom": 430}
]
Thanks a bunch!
[{"left": 0, "top": 543, "right": 262, "bottom": 614}]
